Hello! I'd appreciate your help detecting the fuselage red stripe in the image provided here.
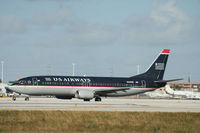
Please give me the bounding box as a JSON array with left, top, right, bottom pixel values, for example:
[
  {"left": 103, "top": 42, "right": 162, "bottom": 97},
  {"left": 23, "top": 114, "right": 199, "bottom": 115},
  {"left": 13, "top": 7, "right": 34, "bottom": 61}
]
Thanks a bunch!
[{"left": 9, "top": 85, "right": 158, "bottom": 89}]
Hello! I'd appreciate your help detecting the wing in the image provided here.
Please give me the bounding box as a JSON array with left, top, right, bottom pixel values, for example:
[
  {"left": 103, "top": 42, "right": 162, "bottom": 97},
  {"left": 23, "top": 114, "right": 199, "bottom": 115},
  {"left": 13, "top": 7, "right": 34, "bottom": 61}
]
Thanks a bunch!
[{"left": 94, "top": 87, "right": 131, "bottom": 95}]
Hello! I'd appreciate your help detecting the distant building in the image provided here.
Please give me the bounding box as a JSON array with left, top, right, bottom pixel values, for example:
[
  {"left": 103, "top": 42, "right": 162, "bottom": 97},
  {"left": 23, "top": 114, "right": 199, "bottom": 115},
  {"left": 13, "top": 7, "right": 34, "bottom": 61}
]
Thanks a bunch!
[{"left": 169, "top": 82, "right": 200, "bottom": 92}]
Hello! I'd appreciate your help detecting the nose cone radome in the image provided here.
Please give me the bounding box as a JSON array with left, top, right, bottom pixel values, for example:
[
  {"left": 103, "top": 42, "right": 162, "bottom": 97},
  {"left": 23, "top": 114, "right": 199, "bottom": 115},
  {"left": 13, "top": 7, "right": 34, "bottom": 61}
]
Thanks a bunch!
[{"left": 5, "top": 86, "right": 19, "bottom": 93}]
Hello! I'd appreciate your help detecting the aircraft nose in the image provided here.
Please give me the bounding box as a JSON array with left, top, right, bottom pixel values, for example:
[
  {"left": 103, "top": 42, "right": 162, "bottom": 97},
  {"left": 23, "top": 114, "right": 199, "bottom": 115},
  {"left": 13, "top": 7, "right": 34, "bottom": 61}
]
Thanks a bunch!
[{"left": 5, "top": 86, "right": 14, "bottom": 93}]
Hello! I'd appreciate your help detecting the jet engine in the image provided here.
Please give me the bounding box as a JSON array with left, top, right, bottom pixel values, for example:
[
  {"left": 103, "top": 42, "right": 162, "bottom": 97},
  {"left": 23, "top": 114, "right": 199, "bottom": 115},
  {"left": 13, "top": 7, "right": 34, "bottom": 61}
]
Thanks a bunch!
[{"left": 75, "top": 90, "right": 94, "bottom": 100}]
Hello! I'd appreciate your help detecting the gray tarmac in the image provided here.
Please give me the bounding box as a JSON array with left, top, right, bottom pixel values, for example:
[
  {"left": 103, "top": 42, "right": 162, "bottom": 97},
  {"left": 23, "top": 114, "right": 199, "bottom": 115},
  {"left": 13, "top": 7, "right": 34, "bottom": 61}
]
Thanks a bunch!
[{"left": 0, "top": 97, "right": 200, "bottom": 112}]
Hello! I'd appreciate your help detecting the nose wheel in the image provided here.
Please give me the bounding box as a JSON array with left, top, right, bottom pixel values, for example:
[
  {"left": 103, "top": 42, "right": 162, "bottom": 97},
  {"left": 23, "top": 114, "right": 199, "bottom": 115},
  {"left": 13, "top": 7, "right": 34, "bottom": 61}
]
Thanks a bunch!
[{"left": 12, "top": 95, "right": 16, "bottom": 101}]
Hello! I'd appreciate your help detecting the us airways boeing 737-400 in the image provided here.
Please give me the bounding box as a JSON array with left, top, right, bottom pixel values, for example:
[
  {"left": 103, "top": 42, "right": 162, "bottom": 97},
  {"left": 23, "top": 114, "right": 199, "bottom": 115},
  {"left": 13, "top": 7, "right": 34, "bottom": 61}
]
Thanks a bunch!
[{"left": 6, "top": 49, "right": 181, "bottom": 101}]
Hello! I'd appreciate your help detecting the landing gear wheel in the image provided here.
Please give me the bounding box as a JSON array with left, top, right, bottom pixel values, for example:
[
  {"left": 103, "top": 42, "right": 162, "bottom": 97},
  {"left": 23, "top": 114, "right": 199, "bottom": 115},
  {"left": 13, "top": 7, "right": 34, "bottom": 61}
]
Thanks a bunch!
[
  {"left": 83, "top": 99, "right": 90, "bottom": 101},
  {"left": 25, "top": 97, "right": 29, "bottom": 101},
  {"left": 12, "top": 95, "right": 16, "bottom": 101},
  {"left": 95, "top": 97, "right": 101, "bottom": 102}
]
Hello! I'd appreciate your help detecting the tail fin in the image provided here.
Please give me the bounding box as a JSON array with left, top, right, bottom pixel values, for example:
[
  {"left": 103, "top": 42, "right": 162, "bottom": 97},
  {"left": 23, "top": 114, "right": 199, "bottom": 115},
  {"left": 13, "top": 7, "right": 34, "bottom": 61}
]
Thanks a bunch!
[{"left": 134, "top": 49, "right": 170, "bottom": 80}]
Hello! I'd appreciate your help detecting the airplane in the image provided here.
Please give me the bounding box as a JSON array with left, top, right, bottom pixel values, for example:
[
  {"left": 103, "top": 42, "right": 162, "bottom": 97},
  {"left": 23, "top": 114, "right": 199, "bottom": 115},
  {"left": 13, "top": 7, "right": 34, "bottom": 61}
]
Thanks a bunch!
[
  {"left": 165, "top": 85, "right": 200, "bottom": 100},
  {"left": 144, "top": 87, "right": 172, "bottom": 99},
  {"left": 6, "top": 49, "right": 181, "bottom": 101}
]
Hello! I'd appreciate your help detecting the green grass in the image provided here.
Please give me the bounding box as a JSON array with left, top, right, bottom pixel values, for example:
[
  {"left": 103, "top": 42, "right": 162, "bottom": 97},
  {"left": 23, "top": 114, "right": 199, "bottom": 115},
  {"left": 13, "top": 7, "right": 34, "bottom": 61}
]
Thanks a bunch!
[{"left": 0, "top": 111, "right": 200, "bottom": 133}]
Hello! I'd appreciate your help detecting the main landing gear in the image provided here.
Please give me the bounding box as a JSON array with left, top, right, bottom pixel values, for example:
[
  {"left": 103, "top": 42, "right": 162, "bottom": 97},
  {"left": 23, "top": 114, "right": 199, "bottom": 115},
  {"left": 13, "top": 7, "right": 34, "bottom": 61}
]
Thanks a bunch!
[
  {"left": 83, "top": 99, "right": 91, "bottom": 101},
  {"left": 25, "top": 97, "right": 29, "bottom": 101},
  {"left": 83, "top": 97, "right": 102, "bottom": 102},
  {"left": 95, "top": 96, "right": 101, "bottom": 102}
]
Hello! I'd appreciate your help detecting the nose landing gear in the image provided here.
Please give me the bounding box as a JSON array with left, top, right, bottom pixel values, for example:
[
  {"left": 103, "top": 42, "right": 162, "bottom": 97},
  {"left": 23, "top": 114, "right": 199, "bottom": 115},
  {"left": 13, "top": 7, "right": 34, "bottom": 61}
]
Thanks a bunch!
[{"left": 12, "top": 95, "right": 16, "bottom": 101}]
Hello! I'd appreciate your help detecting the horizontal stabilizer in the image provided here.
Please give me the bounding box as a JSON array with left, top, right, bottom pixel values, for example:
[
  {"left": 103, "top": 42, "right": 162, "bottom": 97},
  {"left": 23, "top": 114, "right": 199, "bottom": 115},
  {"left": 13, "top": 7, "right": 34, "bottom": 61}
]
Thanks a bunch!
[{"left": 154, "top": 78, "right": 183, "bottom": 83}]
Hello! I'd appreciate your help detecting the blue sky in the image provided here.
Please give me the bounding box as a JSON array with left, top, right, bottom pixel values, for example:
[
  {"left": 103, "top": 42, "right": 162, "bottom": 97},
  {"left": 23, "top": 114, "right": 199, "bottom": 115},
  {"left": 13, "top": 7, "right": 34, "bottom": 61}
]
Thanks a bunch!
[{"left": 0, "top": 0, "right": 200, "bottom": 82}]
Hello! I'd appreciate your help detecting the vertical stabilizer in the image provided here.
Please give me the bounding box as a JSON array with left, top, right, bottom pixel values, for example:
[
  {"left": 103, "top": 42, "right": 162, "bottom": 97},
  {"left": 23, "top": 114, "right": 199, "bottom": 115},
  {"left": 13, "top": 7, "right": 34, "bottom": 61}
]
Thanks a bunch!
[{"left": 134, "top": 49, "right": 170, "bottom": 80}]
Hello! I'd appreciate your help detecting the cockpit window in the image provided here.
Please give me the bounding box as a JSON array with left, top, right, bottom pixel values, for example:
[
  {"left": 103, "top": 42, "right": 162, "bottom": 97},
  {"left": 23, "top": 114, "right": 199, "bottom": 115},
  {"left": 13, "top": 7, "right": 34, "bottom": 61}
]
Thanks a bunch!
[
  {"left": 19, "top": 80, "right": 27, "bottom": 84},
  {"left": 28, "top": 80, "right": 32, "bottom": 84}
]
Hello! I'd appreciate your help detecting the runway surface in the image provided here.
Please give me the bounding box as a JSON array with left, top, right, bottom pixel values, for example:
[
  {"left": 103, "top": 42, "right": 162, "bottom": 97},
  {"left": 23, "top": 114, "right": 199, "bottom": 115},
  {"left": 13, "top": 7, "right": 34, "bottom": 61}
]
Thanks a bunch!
[{"left": 0, "top": 97, "right": 200, "bottom": 112}]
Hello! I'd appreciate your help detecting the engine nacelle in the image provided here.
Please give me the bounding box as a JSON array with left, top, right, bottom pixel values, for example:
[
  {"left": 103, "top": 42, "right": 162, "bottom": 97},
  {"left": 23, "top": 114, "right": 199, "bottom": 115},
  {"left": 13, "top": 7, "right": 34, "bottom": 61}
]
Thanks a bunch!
[
  {"left": 55, "top": 96, "right": 73, "bottom": 99},
  {"left": 75, "top": 90, "right": 94, "bottom": 100}
]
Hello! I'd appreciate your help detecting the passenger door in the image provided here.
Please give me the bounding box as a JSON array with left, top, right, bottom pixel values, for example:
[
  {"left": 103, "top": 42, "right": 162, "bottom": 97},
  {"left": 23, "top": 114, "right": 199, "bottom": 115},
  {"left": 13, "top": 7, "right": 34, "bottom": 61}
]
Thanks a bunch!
[
  {"left": 141, "top": 80, "right": 146, "bottom": 87},
  {"left": 32, "top": 78, "right": 38, "bottom": 86}
]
